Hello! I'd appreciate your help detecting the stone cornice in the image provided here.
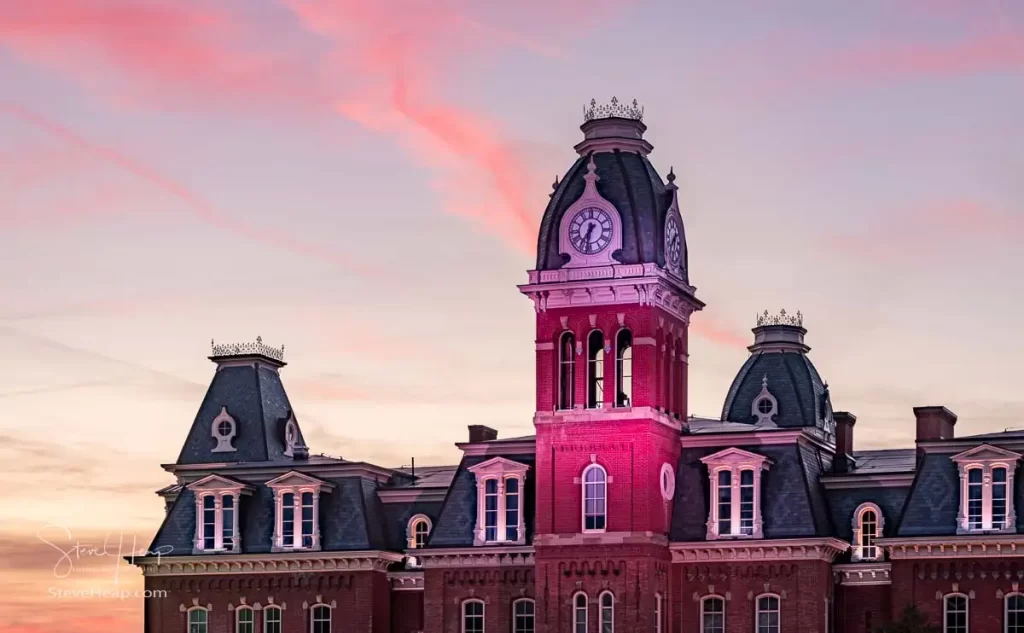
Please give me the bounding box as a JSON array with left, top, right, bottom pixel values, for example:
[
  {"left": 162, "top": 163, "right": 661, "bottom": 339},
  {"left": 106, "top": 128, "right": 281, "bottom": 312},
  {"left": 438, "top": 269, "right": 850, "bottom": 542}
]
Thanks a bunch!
[
  {"left": 388, "top": 571, "right": 424, "bottom": 591},
  {"left": 681, "top": 429, "right": 835, "bottom": 454},
  {"left": 821, "top": 473, "right": 916, "bottom": 490},
  {"left": 534, "top": 531, "right": 668, "bottom": 547},
  {"left": 880, "top": 535, "right": 1024, "bottom": 559},
  {"left": 534, "top": 406, "right": 683, "bottom": 433},
  {"left": 833, "top": 562, "right": 892, "bottom": 586},
  {"left": 670, "top": 538, "right": 848, "bottom": 563},
  {"left": 132, "top": 551, "right": 403, "bottom": 576},
  {"left": 162, "top": 462, "right": 403, "bottom": 484},
  {"left": 456, "top": 440, "right": 537, "bottom": 456},
  {"left": 376, "top": 488, "right": 448, "bottom": 504},
  {"left": 415, "top": 547, "right": 535, "bottom": 569}
]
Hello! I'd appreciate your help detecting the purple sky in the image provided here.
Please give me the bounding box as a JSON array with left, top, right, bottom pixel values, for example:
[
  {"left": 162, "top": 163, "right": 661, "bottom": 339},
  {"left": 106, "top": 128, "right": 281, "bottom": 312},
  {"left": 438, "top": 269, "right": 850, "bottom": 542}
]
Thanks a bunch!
[{"left": 1, "top": 2, "right": 1023, "bottom": 630}]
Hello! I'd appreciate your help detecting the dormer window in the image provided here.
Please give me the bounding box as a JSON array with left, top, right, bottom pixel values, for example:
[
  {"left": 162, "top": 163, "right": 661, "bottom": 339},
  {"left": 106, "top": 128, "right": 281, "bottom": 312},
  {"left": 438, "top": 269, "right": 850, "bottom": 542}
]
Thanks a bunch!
[
  {"left": 186, "top": 474, "right": 254, "bottom": 554},
  {"left": 407, "top": 514, "right": 432, "bottom": 549},
  {"left": 700, "top": 447, "right": 771, "bottom": 540},
  {"left": 211, "top": 407, "right": 237, "bottom": 453},
  {"left": 952, "top": 444, "right": 1021, "bottom": 534},
  {"left": 267, "top": 471, "right": 334, "bottom": 551},
  {"left": 851, "top": 502, "right": 884, "bottom": 562},
  {"left": 467, "top": 457, "right": 529, "bottom": 546}
]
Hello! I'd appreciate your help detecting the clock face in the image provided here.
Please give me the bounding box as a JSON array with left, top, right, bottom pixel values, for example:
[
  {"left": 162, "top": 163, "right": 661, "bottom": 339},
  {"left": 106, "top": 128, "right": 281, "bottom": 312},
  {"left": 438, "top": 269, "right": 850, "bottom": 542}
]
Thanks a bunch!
[
  {"left": 665, "top": 214, "right": 682, "bottom": 270},
  {"left": 568, "top": 207, "right": 613, "bottom": 255}
]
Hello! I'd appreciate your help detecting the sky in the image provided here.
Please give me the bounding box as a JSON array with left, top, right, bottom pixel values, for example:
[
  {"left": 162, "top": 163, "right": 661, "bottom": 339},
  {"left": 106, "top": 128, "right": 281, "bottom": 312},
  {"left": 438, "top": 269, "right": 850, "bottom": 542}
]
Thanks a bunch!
[{"left": 1, "top": 0, "right": 1023, "bottom": 631}]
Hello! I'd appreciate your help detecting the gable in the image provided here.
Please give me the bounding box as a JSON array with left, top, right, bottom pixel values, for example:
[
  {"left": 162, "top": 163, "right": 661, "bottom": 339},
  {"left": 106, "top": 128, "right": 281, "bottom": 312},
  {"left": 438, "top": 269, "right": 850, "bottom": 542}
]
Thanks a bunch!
[
  {"left": 951, "top": 443, "right": 1022, "bottom": 464},
  {"left": 700, "top": 446, "right": 771, "bottom": 467},
  {"left": 186, "top": 474, "right": 253, "bottom": 493},
  {"left": 265, "top": 470, "right": 334, "bottom": 490},
  {"left": 466, "top": 456, "right": 530, "bottom": 476}
]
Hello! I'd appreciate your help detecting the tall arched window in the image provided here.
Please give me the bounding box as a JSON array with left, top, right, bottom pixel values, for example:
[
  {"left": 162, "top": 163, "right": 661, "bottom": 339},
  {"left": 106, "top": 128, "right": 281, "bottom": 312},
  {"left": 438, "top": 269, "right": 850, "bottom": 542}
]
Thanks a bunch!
[
  {"left": 573, "top": 593, "right": 588, "bottom": 633},
  {"left": 756, "top": 595, "right": 780, "bottom": 633},
  {"left": 994, "top": 466, "right": 1009, "bottom": 529},
  {"left": 600, "top": 592, "right": 614, "bottom": 633},
  {"left": 264, "top": 606, "right": 282, "bottom": 633},
  {"left": 188, "top": 607, "right": 208, "bottom": 633},
  {"left": 582, "top": 464, "right": 607, "bottom": 532},
  {"left": 944, "top": 594, "right": 968, "bottom": 633},
  {"left": 513, "top": 599, "right": 535, "bottom": 633},
  {"left": 311, "top": 604, "right": 331, "bottom": 633},
  {"left": 615, "top": 329, "right": 632, "bottom": 407},
  {"left": 559, "top": 332, "right": 576, "bottom": 410},
  {"left": 666, "top": 334, "right": 675, "bottom": 415},
  {"left": 967, "top": 468, "right": 983, "bottom": 530},
  {"left": 674, "top": 339, "right": 685, "bottom": 417},
  {"left": 463, "top": 599, "right": 485, "bottom": 633},
  {"left": 860, "top": 509, "right": 878, "bottom": 559},
  {"left": 236, "top": 607, "right": 254, "bottom": 633},
  {"left": 701, "top": 596, "right": 725, "bottom": 633},
  {"left": 1007, "top": 594, "right": 1024, "bottom": 633},
  {"left": 587, "top": 330, "right": 605, "bottom": 409},
  {"left": 407, "top": 515, "right": 432, "bottom": 549}
]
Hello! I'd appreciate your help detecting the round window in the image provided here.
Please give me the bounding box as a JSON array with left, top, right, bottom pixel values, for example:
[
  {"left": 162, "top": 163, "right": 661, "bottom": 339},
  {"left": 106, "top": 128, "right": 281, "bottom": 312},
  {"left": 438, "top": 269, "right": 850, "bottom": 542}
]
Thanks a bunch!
[
  {"left": 659, "top": 463, "right": 675, "bottom": 500},
  {"left": 757, "top": 398, "right": 773, "bottom": 415},
  {"left": 217, "top": 420, "right": 233, "bottom": 437}
]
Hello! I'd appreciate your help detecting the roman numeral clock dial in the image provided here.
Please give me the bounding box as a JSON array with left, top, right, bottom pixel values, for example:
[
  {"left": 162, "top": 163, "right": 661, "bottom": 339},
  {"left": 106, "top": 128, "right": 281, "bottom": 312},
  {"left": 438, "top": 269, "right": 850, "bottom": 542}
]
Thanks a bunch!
[{"left": 568, "top": 207, "right": 613, "bottom": 255}]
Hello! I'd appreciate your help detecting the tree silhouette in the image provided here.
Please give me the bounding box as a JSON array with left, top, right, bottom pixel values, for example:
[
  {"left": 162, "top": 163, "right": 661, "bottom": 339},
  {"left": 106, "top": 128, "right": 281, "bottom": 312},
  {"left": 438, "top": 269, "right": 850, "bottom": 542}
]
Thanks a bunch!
[{"left": 876, "top": 604, "right": 940, "bottom": 633}]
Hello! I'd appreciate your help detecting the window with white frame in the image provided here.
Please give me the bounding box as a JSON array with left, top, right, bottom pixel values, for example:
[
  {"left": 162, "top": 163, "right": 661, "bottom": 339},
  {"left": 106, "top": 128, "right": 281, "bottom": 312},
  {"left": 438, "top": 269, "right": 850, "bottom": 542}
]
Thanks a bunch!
[
  {"left": 654, "top": 593, "right": 663, "bottom": 633},
  {"left": 263, "top": 606, "right": 282, "bottom": 633},
  {"left": 311, "top": 604, "right": 331, "bottom": 633},
  {"left": 702, "top": 596, "right": 725, "bottom": 633},
  {"left": 600, "top": 591, "right": 614, "bottom": 633},
  {"left": 700, "top": 448, "right": 771, "bottom": 539},
  {"left": 467, "top": 457, "right": 529, "bottom": 546},
  {"left": 188, "top": 607, "right": 208, "bottom": 633},
  {"left": 559, "top": 331, "right": 576, "bottom": 410},
  {"left": 851, "top": 502, "right": 884, "bottom": 562},
  {"left": 952, "top": 444, "right": 1021, "bottom": 534},
  {"left": 267, "top": 471, "right": 333, "bottom": 552},
  {"left": 587, "top": 330, "right": 605, "bottom": 409},
  {"left": 944, "top": 594, "right": 968, "bottom": 633},
  {"left": 463, "top": 599, "right": 484, "bottom": 633},
  {"left": 573, "top": 593, "right": 588, "bottom": 633},
  {"left": 236, "top": 607, "right": 254, "bottom": 633},
  {"left": 583, "top": 463, "right": 608, "bottom": 532},
  {"left": 513, "top": 599, "right": 535, "bottom": 633},
  {"left": 615, "top": 329, "right": 632, "bottom": 408},
  {"left": 407, "top": 514, "right": 432, "bottom": 549},
  {"left": 756, "top": 595, "right": 780, "bottom": 633},
  {"left": 186, "top": 475, "right": 253, "bottom": 553},
  {"left": 1007, "top": 594, "right": 1024, "bottom": 633}
]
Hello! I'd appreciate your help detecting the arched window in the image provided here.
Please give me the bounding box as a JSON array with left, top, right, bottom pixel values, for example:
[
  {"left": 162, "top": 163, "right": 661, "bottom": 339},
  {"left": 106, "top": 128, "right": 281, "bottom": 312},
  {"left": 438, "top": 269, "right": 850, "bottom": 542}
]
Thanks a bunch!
[
  {"left": 587, "top": 330, "right": 605, "bottom": 409},
  {"left": 263, "top": 606, "right": 282, "bottom": 633},
  {"left": 188, "top": 607, "right": 208, "bottom": 633},
  {"left": 311, "top": 604, "right": 331, "bottom": 633},
  {"left": 944, "top": 594, "right": 968, "bottom": 633},
  {"left": 573, "top": 593, "right": 588, "bottom": 633},
  {"left": 236, "top": 606, "right": 254, "bottom": 633},
  {"left": 666, "top": 334, "right": 675, "bottom": 415},
  {"left": 600, "top": 592, "right": 614, "bottom": 633},
  {"left": 582, "top": 464, "right": 607, "bottom": 532},
  {"left": 756, "top": 595, "right": 780, "bottom": 633},
  {"left": 701, "top": 596, "right": 725, "bottom": 633},
  {"left": 615, "top": 329, "right": 632, "bottom": 407},
  {"left": 994, "top": 466, "right": 1009, "bottom": 529},
  {"left": 1007, "top": 593, "right": 1024, "bottom": 633},
  {"left": 407, "top": 515, "right": 432, "bottom": 549},
  {"left": 967, "top": 468, "right": 983, "bottom": 530},
  {"left": 462, "top": 599, "right": 485, "bottom": 633},
  {"left": 852, "top": 503, "right": 883, "bottom": 561},
  {"left": 674, "top": 339, "right": 685, "bottom": 417},
  {"left": 559, "top": 332, "right": 576, "bottom": 410},
  {"left": 513, "top": 599, "right": 535, "bottom": 633}
]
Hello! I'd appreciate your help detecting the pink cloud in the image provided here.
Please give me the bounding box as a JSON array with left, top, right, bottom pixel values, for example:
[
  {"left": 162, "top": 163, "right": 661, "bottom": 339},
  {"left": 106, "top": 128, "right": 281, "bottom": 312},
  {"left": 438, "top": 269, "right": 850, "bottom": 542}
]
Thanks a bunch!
[{"left": 690, "top": 318, "right": 751, "bottom": 350}]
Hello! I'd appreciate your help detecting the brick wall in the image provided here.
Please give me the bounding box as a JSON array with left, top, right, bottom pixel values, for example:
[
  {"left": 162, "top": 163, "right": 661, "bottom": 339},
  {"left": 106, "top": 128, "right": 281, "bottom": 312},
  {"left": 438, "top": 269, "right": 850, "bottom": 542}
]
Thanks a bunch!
[
  {"left": 835, "top": 583, "right": 891, "bottom": 633},
  {"left": 391, "top": 591, "right": 424, "bottom": 633},
  {"left": 422, "top": 567, "right": 534, "bottom": 633}
]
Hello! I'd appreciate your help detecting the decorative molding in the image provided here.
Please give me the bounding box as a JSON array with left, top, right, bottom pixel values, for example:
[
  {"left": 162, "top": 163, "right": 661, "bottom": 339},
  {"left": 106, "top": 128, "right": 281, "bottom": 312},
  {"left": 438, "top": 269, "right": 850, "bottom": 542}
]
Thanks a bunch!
[
  {"left": 583, "top": 97, "right": 644, "bottom": 122},
  {"left": 669, "top": 538, "right": 848, "bottom": 563},
  {"left": 881, "top": 536, "right": 1024, "bottom": 559},
  {"left": 534, "top": 406, "right": 683, "bottom": 433},
  {"left": 210, "top": 336, "right": 285, "bottom": 362},
  {"left": 820, "top": 473, "right": 915, "bottom": 490},
  {"left": 534, "top": 531, "right": 668, "bottom": 547},
  {"left": 164, "top": 461, "right": 401, "bottom": 483},
  {"left": 388, "top": 571, "right": 424, "bottom": 591},
  {"left": 756, "top": 310, "right": 803, "bottom": 328},
  {"left": 377, "top": 488, "right": 449, "bottom": 504},
  {"left": 681, "top": 428, "right": 835, "bottom": 454},
  {"left": 133, "top": 551, "right": 403, "bottom": 576},
  {"left": 414, "top": 547, "right": 535, "bottom": 569},
  {"left": 456, "top": 439, "right": 537, "bottom": 457},
  {"left": 833, "top": 563, "right": 892, "bottom": 586}
]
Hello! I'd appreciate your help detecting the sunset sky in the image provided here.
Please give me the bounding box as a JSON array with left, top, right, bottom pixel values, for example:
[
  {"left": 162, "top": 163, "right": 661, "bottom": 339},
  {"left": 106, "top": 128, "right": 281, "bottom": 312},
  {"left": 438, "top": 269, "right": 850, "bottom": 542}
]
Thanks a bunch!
[{"left": 2, "top": 1, "right": 1023, "bottom": 631}]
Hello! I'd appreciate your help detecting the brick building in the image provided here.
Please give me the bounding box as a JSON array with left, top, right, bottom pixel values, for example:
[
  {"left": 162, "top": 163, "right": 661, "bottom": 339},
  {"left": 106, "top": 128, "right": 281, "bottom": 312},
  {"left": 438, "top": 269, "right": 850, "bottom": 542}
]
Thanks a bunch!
[{"left": 135, "top": 101, "right": 1024, "bottom": 633}]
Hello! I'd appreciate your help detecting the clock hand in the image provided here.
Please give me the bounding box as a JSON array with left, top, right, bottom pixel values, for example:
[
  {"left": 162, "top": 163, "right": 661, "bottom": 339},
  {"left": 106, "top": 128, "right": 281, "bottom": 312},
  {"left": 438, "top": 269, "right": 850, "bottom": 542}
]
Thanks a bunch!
[{"left": 583, "top": 222, "right": 595, "bottom": 247}]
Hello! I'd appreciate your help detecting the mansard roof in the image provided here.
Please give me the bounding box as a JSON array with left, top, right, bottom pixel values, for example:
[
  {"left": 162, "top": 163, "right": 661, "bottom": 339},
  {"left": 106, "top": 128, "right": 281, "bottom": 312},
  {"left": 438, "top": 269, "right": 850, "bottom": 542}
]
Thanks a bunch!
[{"left": 721, "top": 350, "right": 831, "bottom": 431}]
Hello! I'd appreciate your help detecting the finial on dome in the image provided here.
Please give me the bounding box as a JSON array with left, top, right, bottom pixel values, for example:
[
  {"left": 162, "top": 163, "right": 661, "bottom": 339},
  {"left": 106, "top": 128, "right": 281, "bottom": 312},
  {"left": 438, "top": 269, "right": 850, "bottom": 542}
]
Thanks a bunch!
[
  {"left": 582, "top": 97, "right": 644, "bottom": 122},
  {"left": 666, "top": 166, "right": 678, "bottom": 192},
  {"left": 762, "top": 375, "right": 768, "bottom": 388},
  {"left": 667, "top": 167, "right": 676, "bottom": 183},
  {"left": 582, "top": 155, "right": 600, "bottom": 188}
]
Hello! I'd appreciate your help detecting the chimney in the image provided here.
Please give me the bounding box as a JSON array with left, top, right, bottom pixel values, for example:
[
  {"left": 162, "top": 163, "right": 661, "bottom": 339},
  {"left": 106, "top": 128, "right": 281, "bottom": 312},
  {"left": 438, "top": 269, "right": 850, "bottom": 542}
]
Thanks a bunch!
[
  {"left": 832, "top": 412, "right": 856, "bottom": 473},
  {"left": 468, "top": 425, "right": 498, "bottom": 443},
  {"left": 914, "top": 406, "right": 957, "bottom": 442}
]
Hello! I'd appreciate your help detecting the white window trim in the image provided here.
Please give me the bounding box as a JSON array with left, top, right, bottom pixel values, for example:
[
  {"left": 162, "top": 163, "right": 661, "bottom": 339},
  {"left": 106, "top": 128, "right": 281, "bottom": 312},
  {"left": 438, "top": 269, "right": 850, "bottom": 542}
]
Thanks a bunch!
[
  {"left": 267, "top": 471, "right": 335, "bottom": 552},
  {"left": 850, "top": 502, "right": 885, "bottom": 562},
  {"left": 235, "top": 606, "right": 255, "bottom": 633},
  {"left": 462, "top": 598, "right": 485, "bottom": 633},
  {"left": 263, "top": 606, "right": 282, "bottom": 633},
  {"left": 943, "top": 593, "right": 969, "bottom": 633},
  {"left": 1005, "top": 593, "right": 1024, "bottom": 633},
  {"left": 654, "top": 593, "right": 663, "bottom": 633},
  {"left": 952, "top": 444, "right": 1021, "bottom": 535},
  {"left": 755, "top": 593, "right": 781, "bottom": 633},
  {"left": 701, "top": 595, "right": 726, "bottom": 633},
  {"left": 660, "top": 463, "right": 675, "bottom": 501},
  {"left": 406, "top": 514, "right": 433, "bottom": 549},
  {"left": 468, "top": 457, "right": 529, "bottom": 546},
  {"left": 310, "top": 602, "right": 332, "bottom": 633},
  {"left": 582, "top": 463, "right": 609, "bottom": 533},
  {"left": 188, "top": 606, "right": 209, "bottom": 633},
  {"left": 186, "top": 474, "right": 253, "bottom": 554},
  {"left": 512, "top": 598, "right": 535, "bottom": 633},
  {"left": 599, "top": 591, "right": 615, "bottom": 633},
  {"left": 701, "top": 447, "right": 772, "bottom": 540},
  {"left": 572, "top": 592, "right": 588, "bottom": 633}
]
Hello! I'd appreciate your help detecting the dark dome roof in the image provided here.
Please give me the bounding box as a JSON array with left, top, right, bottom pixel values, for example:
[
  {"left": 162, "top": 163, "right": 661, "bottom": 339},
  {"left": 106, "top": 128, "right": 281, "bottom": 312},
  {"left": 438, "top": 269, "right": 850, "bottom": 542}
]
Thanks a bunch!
[
  {"left": 720, "top": 318, "right": 835, "bottom": 433},
  {"left": 535, "top": 117, "right": 685, "bottom": 280}
]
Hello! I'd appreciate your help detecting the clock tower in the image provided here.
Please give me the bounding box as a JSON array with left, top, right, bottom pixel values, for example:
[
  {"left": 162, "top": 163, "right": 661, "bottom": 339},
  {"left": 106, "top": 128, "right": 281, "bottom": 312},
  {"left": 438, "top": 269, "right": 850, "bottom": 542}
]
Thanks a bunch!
[{"left": 519, "top": 99, "right": 703, "bottom": 632}]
